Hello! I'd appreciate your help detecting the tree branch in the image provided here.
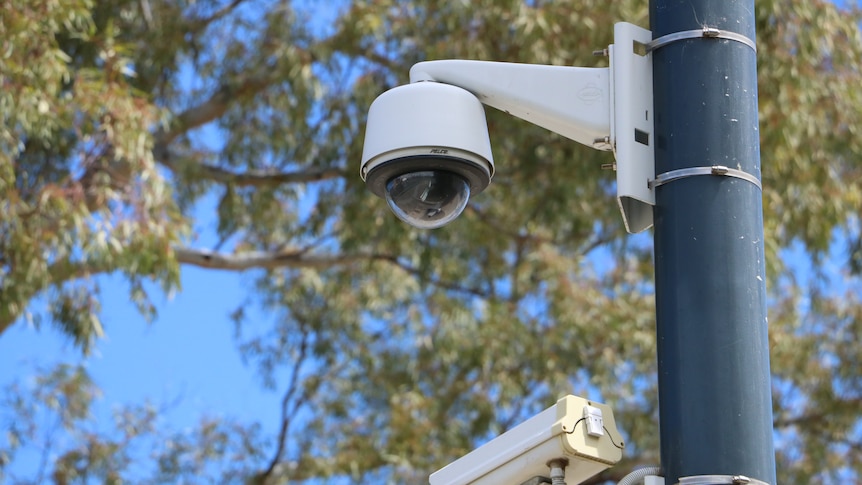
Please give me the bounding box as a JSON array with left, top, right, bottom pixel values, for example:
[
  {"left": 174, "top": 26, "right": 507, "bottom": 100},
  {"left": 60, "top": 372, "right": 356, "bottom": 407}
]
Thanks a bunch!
[
  {"left": 173, "top": 246, "right": 381, "bottom": 271},
  {"left": 151, "top": 69, "right": 333, "bottom": 189},
  {"left": 159, "top": 158, "right": 346, "bottom": 188},
  {"left": 260, "top": 322, "right": 311, "bottom": 483},
  {"left": 156, "top": 75, "right": 272, "bottom": 148},
  {"left": 191, "top": 0, "right": 250, "bottom": 30},
  {"left": 1, "top": 245, "right": 488, "bottom": 334},
  {"left": 172, "top": 247, "right": 489, "bottom": 298}
]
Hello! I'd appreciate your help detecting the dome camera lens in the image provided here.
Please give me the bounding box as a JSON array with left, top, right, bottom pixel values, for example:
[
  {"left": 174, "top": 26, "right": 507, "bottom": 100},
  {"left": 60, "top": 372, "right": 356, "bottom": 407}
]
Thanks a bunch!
[{"left": 385, "top": 171, "right": 470, "bottom": 229}]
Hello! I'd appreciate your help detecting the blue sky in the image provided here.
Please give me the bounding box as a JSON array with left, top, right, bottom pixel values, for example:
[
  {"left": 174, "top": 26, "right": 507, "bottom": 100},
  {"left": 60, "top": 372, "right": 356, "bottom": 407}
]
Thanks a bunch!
[{"left": 0, "top": 261, "right": 285, "bottom": 477}]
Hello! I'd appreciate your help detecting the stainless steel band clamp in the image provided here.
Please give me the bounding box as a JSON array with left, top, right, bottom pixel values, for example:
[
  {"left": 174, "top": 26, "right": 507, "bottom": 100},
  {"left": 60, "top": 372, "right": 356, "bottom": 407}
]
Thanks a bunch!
[
  {"left": 647, "top": 27, "right": 757, "bottom": 53},
  {"left": 649, "top": 165, "right": 762, "bottom": 190}
]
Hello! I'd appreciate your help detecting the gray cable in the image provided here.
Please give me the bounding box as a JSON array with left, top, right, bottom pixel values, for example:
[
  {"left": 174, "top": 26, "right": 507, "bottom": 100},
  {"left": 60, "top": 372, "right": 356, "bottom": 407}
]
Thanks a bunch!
[{"left": 618, "top": 466, "right": 663, "bottom": 485}]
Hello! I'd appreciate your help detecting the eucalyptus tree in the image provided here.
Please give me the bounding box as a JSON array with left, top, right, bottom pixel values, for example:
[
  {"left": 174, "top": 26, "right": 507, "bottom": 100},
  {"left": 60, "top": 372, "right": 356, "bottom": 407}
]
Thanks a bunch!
[{"left": 1, "top": 0, "right": 861, "bottom": 483}]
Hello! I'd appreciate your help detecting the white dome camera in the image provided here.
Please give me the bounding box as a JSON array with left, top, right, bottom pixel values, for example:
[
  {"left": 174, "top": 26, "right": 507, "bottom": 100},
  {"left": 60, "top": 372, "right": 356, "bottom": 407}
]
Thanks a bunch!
[{"left": 360, "top": 82, "right": 495, "bottom": 229}]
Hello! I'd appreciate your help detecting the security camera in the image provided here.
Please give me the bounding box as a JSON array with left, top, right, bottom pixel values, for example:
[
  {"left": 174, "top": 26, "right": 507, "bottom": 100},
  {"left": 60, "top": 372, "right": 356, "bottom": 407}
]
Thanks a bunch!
[
  {"left": 360, "top": 81, "right": 495, "bottom": 229},
  {"left": 361, "top": 23, "right": 657, "bottom": 233},
  {"left": 429, "top": 395, "right": 624, "bottom": 485}
]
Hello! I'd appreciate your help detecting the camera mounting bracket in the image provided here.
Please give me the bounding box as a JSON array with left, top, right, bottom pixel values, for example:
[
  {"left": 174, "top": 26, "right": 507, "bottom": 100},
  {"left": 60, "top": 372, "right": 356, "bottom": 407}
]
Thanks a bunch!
[{"left": 610, "top": 22, "right": 655, "bottom": 233}]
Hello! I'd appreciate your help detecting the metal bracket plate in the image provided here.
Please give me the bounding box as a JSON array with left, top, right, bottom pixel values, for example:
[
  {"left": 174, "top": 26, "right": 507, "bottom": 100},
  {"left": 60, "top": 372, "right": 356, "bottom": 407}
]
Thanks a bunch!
[{"left": 611, "top": 22, "right": 655, "bottom": 234}]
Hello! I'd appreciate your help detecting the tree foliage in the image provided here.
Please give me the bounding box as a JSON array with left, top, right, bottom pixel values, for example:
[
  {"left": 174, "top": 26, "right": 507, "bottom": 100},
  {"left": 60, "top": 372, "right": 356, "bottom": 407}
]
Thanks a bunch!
[{"left": 1, "top": 0, "right": 861, "bottom": 483}]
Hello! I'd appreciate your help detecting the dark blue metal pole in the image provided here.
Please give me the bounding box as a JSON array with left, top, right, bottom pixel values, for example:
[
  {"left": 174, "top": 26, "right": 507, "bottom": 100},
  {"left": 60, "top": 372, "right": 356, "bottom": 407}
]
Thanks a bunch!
[{"left": 650, "top": 1, "right": 777, "bottom": 483}]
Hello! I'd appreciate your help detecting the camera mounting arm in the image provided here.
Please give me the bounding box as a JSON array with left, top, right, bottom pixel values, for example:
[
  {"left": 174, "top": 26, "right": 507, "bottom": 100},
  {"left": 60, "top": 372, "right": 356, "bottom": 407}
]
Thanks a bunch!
[
  {"left": 408, "top": 23, "right": 655, "bottom": 233},
  {"left": 409, "top": 60, "right": 611, "bottom": 151}
]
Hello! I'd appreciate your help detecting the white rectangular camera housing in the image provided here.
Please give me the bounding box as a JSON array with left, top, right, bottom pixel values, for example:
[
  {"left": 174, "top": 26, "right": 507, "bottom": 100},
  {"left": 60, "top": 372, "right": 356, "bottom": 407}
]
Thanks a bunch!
[{"left": 430, "top": 395, "right": 624, "bottom": 485}]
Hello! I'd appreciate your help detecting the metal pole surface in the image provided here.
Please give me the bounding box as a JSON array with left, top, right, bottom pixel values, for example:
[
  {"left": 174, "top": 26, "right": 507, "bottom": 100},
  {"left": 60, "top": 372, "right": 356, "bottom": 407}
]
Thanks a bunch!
[{"left": 649, "top": 0, "right": 777, "bottom": 483}]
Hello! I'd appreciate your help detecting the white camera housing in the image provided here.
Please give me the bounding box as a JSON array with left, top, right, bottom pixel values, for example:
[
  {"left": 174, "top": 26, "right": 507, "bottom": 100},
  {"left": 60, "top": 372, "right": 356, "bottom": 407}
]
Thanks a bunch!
[
  {"left": 429, "top": 395, "right": 624, "bottom": 485},
  {"left": 360, "top": 81, "right": 494, "bottom": 229}
]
